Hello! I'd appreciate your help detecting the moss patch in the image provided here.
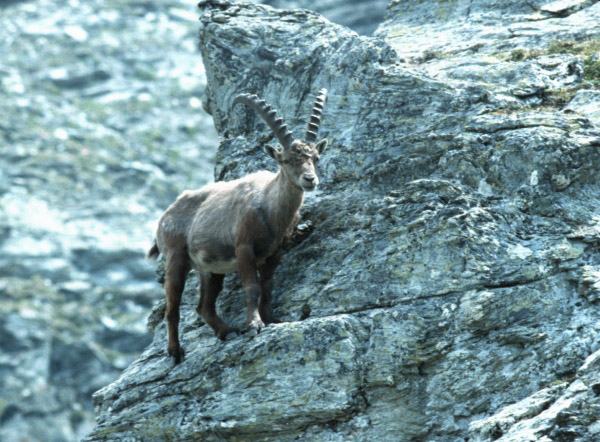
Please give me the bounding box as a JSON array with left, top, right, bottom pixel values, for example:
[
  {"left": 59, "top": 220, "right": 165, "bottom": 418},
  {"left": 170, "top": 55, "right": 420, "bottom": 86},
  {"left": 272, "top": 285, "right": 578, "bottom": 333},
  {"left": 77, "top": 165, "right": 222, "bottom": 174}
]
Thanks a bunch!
[
  {"left": 506, "top": 48, "right": 544, "bottom": 62},
  {"left": 542, "top": 85, "right": 586, "bottom": 108},
  {"left": 547, "top": 38, "right": 600, "bottom": 86},
  {"left": 502, "top": 38, "right": 600, "bottom": 107},
  {"left": 547, "top": 39, "right": 600, "bottom": 56},
  {"left": 584, "top": 54, "right": 600, "bottom": 86},
  {"left": 503, "top": 38, "right": 600, "bottom": 88}
]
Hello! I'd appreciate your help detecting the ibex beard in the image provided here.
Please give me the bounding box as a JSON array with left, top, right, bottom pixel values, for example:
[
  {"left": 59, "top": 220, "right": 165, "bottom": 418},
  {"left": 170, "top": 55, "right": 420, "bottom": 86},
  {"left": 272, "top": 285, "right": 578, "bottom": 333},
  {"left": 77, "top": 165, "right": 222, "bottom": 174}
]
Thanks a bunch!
[{"left": 148, "top": 89, "right": 328, "bottom": 363}]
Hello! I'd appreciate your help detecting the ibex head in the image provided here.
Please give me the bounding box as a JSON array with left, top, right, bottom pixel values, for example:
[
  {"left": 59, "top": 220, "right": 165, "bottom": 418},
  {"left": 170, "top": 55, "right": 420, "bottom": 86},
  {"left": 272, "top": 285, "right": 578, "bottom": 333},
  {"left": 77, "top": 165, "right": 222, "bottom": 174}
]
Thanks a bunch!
[{"left": 233, "top": 89, "right": 328, "bottom": 192}]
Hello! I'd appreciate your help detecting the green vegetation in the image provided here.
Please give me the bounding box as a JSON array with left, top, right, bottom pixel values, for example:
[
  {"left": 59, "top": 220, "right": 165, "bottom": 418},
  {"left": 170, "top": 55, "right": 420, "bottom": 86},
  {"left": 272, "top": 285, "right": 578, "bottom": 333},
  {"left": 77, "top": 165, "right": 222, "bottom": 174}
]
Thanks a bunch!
[
  {"left": 548, "top": 39, "right": 600, "bottom": 86},
  {"left": 584, "top": 54, "right": 600, "bottom": 86},
  {"left": 542, "top": 87, "right": 582, "bottom": 108},
  {"left": 547, "top": 39, "right": 600, "bottom": 56},
  {"left": 507, "top": 38, "right": 600, "bottom": 86},
  {"left": 504, "top": 38, "right": 600, "bottom": 107},
  {"left": 544, "top": 38, "right": 600, "bottom": 106},
  {"left": 507, "top": 48, "right": 543, "bottom": 62},
  {"left": 546, "top": 376, "right": 576, "bottom": 388}
]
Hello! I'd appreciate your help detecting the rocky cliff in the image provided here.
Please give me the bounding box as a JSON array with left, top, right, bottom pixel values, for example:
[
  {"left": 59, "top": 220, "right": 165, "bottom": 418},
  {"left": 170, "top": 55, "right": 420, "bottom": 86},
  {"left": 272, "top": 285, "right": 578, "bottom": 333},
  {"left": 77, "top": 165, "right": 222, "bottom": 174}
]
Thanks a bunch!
[
  {"left": 0, "top": 0, "right": 396, "bottom": 440},
  {"left": 84, "top": 0, "right": 600, "bottom": 441},
  {"left": 0, "top": 0, "right": 216, "bottom": 440},
  {"left": 247, "top": 0, "right": 389, "bottom": 35}
]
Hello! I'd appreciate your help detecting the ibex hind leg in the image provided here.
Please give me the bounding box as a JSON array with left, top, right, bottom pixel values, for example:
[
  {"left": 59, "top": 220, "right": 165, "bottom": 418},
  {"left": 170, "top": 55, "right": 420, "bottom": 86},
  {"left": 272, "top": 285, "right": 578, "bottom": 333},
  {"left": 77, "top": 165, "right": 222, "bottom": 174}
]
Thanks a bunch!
[
  {"left": 164, "top": 249, "right": 190, "bottom": 364},
  {"left": 198, "top": 272, "right": 240, "bottom": 341}
]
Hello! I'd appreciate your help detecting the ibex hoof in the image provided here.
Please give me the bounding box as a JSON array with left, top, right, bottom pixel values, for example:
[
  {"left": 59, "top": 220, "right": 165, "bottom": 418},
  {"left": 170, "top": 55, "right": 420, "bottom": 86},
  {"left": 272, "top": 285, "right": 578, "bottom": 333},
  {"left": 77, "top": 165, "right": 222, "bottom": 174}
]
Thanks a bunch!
[
  {"left": 168, "top": 344, "right": 185, "bottom": 364},
  {"left": 217, "top": 326, "right": 240, "bottom": 341},
  {"left": 246, "top": 318, "right": 265, "bottom": 337}
]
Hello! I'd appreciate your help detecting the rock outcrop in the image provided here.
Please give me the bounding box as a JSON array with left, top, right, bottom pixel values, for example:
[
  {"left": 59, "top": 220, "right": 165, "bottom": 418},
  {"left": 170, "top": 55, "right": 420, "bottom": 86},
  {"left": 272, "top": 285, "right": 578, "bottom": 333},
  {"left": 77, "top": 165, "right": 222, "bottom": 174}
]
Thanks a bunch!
[
  {"left": 85, "top": 0, "right": 600, "bottom": 441},
  {"left": 0, "top": 0, "right": 216, "bottom": 440},
  {"left": 248, "top": 0, "right": 389, "bottom": 35}
]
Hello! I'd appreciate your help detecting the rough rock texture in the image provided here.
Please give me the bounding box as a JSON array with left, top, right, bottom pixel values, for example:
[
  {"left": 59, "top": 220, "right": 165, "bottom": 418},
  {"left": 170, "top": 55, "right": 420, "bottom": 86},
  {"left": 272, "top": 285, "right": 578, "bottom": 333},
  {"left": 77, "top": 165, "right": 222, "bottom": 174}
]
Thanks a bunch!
[
  {"left": 0, "top": 0, "right": 216, "bottom": 440},
  {"left": 83, "top": 0, "right": 600, "bottom": 440},
  {"left": 376, "top": 0, "right": 600, "bottom": 109},
  {"left": 247, "top": 0, "right": 389, "bottom": 35},
  {"left": 377, "top": 0, "right": 600, "bottom": 58}
]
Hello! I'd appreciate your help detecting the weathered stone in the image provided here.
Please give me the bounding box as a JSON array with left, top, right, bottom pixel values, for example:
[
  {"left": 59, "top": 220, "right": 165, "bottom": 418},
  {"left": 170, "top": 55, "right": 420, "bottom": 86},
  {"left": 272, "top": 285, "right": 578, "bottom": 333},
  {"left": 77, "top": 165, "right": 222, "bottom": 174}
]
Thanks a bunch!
[
  {"left": 0, "top": 0, "right": 217, "bottom": 439},
  {"left": 247, "top": 0, "right": 388, "bottom": 35},
  {"left": 377, "top": 0, "right": 600, "bottom": 115},
  {"left": 377, "top": 0, "right": 600, "bottom": 59},
  {"left": 85, "top": 1, "right": 600, "bottom": 441},
  {"left": 469, "top": 348, "right": 600, "bottom": 441},
  {"left": 579, "top": 265, "right": 600, "bottom": 303},
  {"left": 565, "top": 90, "right": 600, "bottom": 126},
  {"left": 4, "top": 0, "right": 600, "bottom": 440}
]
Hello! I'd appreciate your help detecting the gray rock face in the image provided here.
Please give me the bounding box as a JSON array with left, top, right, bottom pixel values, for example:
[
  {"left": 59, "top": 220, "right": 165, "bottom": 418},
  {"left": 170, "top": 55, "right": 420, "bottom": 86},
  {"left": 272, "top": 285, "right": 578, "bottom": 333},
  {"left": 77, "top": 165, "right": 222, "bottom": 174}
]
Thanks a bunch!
[
  {"left": 247, "top": 0, "right": 389, "bottom": 35},
  {"left": 85, "top": 0, "right": 600, "bottom": 441},
  {"left": 0, "top": 0, "right": 217, "bottom": 440},
  {"left": 377, "top": 0, "right": 600, "bottom": 58}
]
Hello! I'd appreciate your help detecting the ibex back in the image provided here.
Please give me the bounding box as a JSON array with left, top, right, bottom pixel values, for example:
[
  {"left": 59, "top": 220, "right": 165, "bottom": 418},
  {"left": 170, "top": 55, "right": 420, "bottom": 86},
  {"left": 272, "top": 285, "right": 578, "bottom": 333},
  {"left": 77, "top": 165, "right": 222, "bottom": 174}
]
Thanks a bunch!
[{"left": 148, "top": 89, "right": 328, "bottom": 363}]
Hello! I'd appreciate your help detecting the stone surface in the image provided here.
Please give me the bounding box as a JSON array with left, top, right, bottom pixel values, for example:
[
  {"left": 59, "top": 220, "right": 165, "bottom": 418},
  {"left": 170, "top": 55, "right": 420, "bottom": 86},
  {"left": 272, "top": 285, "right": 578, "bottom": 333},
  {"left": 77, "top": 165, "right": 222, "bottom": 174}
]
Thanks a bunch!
[
  {"left": 469, "top": 349, "right": 600, "bottom": 441},
  {"left": 376, "top": 0, "right": 600, "bottom": 109},
  {"left": 565, "top": 90, "right": 600, "bottom": 126},
  {"left": 377, "top": 0, "right": 600, "bottom": 59},
  {"left": 85, "top": 1, "right": 600, "bottom": 441},
  {"left": 0, "top": 0, "right": 217, "bottom": 440},
  {"left": 247, "top": 0, "right": 389, "bottom": 35}
]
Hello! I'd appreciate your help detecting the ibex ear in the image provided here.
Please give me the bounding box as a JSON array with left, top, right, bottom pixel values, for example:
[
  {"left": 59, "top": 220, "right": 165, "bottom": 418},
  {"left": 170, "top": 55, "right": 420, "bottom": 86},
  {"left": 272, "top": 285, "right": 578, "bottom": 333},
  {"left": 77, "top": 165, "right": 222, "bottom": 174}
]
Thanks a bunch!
[
  {"left": 315, "top": 139, "right": 328, "bottom": 154},
  {"left": 263, "top": 144, "right": 283, "bottom": 162}
]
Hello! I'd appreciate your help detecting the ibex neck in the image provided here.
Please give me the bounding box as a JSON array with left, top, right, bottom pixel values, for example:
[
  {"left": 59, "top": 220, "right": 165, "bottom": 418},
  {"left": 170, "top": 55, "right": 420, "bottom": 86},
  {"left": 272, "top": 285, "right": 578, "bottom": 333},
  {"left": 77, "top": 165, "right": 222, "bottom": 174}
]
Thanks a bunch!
[{"left": 265, "top": 170, "right": 304, "bottom": 237}]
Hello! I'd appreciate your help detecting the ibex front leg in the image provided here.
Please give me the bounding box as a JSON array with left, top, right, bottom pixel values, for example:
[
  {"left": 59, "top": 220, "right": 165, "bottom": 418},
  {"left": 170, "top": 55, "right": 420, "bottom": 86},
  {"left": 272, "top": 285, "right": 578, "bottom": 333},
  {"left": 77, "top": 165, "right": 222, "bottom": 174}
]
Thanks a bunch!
[
  {"left": 236, "top": 243, "right": 265, "bottom": 335},
  {"left": 197, "top": 272, "right": 239, "bottom": 340}
]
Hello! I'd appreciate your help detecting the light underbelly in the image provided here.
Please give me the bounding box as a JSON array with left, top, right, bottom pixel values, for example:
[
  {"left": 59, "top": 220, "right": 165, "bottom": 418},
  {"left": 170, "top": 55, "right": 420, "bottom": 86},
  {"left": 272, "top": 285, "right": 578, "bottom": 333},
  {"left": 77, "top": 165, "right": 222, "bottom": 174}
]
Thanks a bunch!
[
  {"left": 191, "top": 255, "right": 238, "bottom": 274},
  {"left": 190, "top": 252, "right": 268, "bottom": 274}
]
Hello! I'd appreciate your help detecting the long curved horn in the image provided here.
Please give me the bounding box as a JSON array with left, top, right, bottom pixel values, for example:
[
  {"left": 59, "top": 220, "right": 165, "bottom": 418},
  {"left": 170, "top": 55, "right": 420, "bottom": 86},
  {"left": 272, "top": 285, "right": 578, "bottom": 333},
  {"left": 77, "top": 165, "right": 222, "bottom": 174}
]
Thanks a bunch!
[
  {"left": 233, "top": 94, "right": 294, "bottom": 150},
  {"left": 305, "top": 88, "right": 327, "bottom": 143}
]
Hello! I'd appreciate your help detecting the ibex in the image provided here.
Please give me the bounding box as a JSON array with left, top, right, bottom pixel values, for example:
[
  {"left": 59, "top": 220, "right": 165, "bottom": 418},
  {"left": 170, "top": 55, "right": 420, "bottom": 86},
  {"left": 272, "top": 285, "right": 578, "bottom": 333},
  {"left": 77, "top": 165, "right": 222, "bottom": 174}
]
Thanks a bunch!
[{"left": 148, "top": 89, "right": 328, "bottom": 363}]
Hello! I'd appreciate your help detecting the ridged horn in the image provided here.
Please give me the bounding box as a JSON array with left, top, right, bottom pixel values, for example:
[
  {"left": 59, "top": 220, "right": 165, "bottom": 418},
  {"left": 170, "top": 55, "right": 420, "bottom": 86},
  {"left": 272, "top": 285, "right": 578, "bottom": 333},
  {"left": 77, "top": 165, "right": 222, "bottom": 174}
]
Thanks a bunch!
[
  {"left": 233, "top": 93, "right": 294, "bottom": 150},
  {"left": 305, "top": 88, "right": 327, "bottom": 143}
]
